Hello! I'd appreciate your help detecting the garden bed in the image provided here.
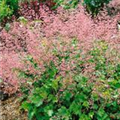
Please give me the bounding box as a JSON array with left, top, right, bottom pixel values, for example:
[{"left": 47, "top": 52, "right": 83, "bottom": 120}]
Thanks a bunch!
[{"left": 0, "top": 0, "right": 120, "bottom": 119}]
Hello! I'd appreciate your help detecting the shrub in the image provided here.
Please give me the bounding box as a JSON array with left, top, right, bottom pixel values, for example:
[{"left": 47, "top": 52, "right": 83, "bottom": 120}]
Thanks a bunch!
[
  {"left": 17, "top": 40, "right": 120, "bottom": 120},
  {"left": 5, "top": 0, "right": 19, "bottom": 14},
  {"left": 0, "top": 0, "right": 13, "bottom": 22},
  {"left": 83, "top": 0, "right": 112, "bottom": 16},
  {"left": 0, "top": 0, "right": 19, "bottom": 22}
]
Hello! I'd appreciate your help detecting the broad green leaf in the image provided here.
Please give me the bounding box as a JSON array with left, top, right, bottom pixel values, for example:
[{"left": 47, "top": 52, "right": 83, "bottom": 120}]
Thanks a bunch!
[
  {"left": 20, "top": 101, "right": 32, "bottom": 110},
  {"left": 79, "top": 114, "right": 91, "bottom": 120},
  {"left": 0, "top": 78, "right": 3, "bottom": 83},
  {"left": 48, "top": 110, "right": 54, "bottom": 117},
  {"left": 69, "top": 101, "right": 81, "bottom": 115},
  {"left": 29, "top": 95, "right": 43, "bottom": 107}
]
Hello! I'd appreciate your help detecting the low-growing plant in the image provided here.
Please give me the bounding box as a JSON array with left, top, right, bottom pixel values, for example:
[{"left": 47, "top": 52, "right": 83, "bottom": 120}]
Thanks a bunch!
[{"left": 18, "top": 40, "right": 120, "bottom": 120}]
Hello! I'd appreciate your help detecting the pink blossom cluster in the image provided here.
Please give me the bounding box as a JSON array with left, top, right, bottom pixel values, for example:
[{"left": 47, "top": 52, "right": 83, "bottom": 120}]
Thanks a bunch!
[{"left": 0, "top": 22, "right": 38, "bottom": 93}]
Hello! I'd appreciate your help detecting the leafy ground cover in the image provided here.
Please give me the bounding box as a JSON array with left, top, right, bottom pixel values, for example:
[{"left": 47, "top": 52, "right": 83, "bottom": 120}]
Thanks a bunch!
[
  {"left": 0, "top": 0, "right": 120, "bottom": 119},
  {"left": 18, "top": 39, "right": 120, "bottom": 120}
]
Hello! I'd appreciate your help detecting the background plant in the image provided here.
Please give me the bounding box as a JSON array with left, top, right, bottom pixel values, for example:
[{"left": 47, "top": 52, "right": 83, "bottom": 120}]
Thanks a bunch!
[
  {"left": 83, "top": 0, "right": 112, "bottom": 16},
  {"left": 0, "top": 0, "right": 13, "bottom": 22},
  {"left": 53, "top": 0, "right": 113, "bottom": 15},
  {"left": 5, "top": 0, "right": 19, "bottom": 14},
  {"left": 0, "top": 0, "right": 19, "bottom": 23},
  {"left": 20, "top": 0, "right": 113, "bottom": 16},
  {"left": 0, "top": 0, "right": 114, "bottom": 22}
]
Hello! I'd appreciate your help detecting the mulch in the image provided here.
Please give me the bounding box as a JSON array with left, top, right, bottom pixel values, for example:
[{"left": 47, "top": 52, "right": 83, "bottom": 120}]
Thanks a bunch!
[{"left": 0, "top": 95, "right": 27, "bottom": 120}]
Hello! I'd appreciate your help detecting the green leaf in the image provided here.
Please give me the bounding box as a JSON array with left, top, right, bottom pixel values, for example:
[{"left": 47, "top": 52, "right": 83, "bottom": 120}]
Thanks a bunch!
[
  {"left": 48, "top": 94, "right": 58, "bottom": 103},
  {"left": 34, "top": 87, "right": 48, "bottom": 99},
  {"left": 28, "top": 107, "right": 36, "bottom": 120},
  {"left": 18, "top": 16, "right": 28, "bottom": 25},
  {"left": 63, "top": 90, "right": 72, "bottom": 101},
  {"left": 51, "top": 79, "right": 59, "bottom": 91},
  {"left": 91, "top": 93, "right": 99, "bottom": 101},
  {"left": 97, "top": 108, "right": 109, "bottom": 120},
  {"left": 20, "top": 101, "right": 32, "bottom": 110},
  {"left": 5, "top": 23, "right": 10, "bottom": 32},
  {"left": 47, "top": 110, "right": 54, "bottom": 117},
  {"left": 89, "top": 111, "right": 94, "bottom": 119},
  {"left": 114, "top": 83, "right": 120, "bottom": 89},
  {"left": 58, "top": 106, "right": 69, "bottom": 116},
  {"left": 75, "top": 92, "right": 88, "bottom": 102},
  {"left": 93, "top": 104, "right": 98, "bottom": 110},
  {"left": 0, "top": 78, "right": 3, "bottom": 83},
  {"left": 69, "top": 101, "right": 81, "bottom": 115},
  {"left": 79, "top": 114, "right": 91, "bottom": 120},
  {"left": 29, "top": 95, "right": 43, "bottom": 107},
  {"left": 83, "top": 101, "right": 89, "bottom": 108},
  {"left": 74, "top": 74, "right": 88, "bottom": 83}
]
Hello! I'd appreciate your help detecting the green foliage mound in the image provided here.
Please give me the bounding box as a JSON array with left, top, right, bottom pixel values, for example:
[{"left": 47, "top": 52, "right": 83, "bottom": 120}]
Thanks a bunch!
[
  {"left": 17, "top": 40, "right": 120, "bottom": 120},
  {"left": 83, "top": 0, "right": 112, "bottom": 16},
  {"left": 0, "top": 0, "right": 18, "bottom": 22},
  {"left": 5, "top": 0, "right": 19, "bottom": 14},
  {"left": 0, "top": 0, "right": 12, "bottom": 22}
]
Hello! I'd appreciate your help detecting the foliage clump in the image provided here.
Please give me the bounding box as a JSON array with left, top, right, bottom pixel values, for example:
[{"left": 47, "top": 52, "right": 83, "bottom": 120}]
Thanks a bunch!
[
  {"left": 0, "top": 0, "right": 18, "bottom": 22},
  {"left": 83, "top": 0, "right": 112, "bottom": 16},
  {"left": 0, "top": 0, "right": 13, "bottom": 22},
  {"left": 17, "top": 40, "right": 120, "bottom": 120}
]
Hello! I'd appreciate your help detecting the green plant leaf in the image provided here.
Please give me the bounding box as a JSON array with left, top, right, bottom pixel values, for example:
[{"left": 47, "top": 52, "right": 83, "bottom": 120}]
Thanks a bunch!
[
  {"left": 20, "top": 101, "right": 32, "bottom": 110},
  {"left": 29, "top": 95, "right": 43, "bottom": 107}
]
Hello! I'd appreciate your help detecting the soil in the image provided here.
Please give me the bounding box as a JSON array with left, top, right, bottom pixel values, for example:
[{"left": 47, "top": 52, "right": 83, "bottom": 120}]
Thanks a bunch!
[{"left": 0, "top": 95, "right": 27, "bottom": 120}]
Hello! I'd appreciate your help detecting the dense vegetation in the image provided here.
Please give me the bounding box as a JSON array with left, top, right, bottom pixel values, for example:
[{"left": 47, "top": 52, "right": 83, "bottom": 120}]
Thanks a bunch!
[
  {"left": 1, "top": 0, "right": 120, "bottom": 120},
  {"left": 0, "top": 0, "right": 19, "bottom": 22},
  {"left": 0, "top": 0, "right": 113, "bottom": 22},
  {"left": 16, "top": 40, "right": 120, "bottom": 120}
]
